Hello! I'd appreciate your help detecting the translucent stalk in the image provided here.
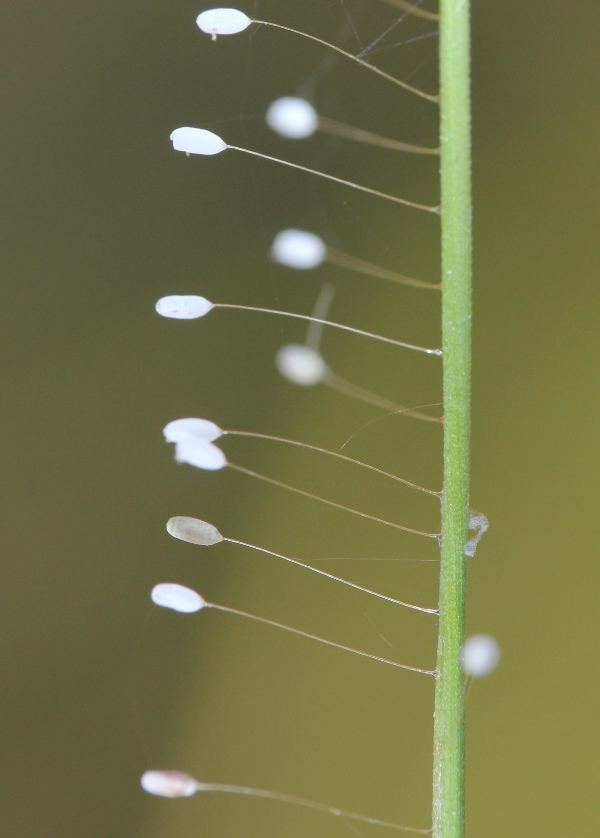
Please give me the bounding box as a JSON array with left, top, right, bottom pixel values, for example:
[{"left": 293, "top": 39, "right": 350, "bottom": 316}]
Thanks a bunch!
[
  {"left": 382, "top": 0, "right": 440, "bottom": 22},
  {"left": 303, "top": 287, "right": 442, "bottom": 423},
  {"left": 325, "top": 371, "right": 443, "bottom": 423},
  {"left": 252, "top": 20, "right": 439, "bottom": 103},
  {"left": 318, "top": 116, "right": 440, "bottom": 155},
  {"left": 228, "top": 146, "right": 440, "bottom": 214},
  {"left": 305, "top": 282, "right": 336, "bottom": 349},
  {"left": 227, "top": 463, "right": 440, "bottom": 538},
  {"left": 225, "top": 429, "right": 439, "bottom": 495},
  {"left": 206, "top": 602, "right": 436, "bottom": 675},
  {"left": 325, "top": 246, "right": 441, "bottom": 290},
  {"left": 193, "top": 781, "right": 432, "bottom": 834},
  {"left": 216, "top": 303, "right": 442, "bottom": 356},
  {"left": 224, "top": 538, "right": 438, "bottom": 613}
]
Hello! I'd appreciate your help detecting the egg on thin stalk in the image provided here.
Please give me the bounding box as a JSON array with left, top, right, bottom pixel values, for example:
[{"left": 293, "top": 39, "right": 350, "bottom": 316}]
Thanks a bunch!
[
  {"left": 270, "top": 229, "right": 326, "bottom": 270},
  {"left": 167, "top": 516, "right": 224, "bottom": 546},
  {"left": 462, "top": 634, "right": 500, "bottom": 678},
  {"left": 155, "top": 295, "right": 214, "bottom": 319},
  {"left": 170, "top": 127, "right": 227, "bottom": 155},
  {"left": 141, "top": 771, "right": 198, "bottom": 798},
  {"left": 266, "top": 97, "right": 318, "bottom": 139},
  {"left": 276, "top": 344, "right": 327, "bottom": 386},
  {"left": 174, "top": 438, "right": 227, "bottom": 471},
  {"left": 196, "top": 8, "right": 252, "bottom": 39},
  {"left": 151, "top": 583, "right": 206, "bottom": 613},
  {"left": 163, "top": 418, "right": 224, "bottom": 443}
]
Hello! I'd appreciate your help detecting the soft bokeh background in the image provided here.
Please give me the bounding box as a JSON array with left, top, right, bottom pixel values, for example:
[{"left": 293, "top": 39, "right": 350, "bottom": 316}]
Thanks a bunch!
[{"left": 1, "top": 1, "right": 598, "bottom": 836}]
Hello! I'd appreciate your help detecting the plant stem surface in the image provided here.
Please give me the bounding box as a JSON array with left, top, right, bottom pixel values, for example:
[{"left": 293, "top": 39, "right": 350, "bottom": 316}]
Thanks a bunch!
[{"left": 434, "top": 1, "right": 472, "bottom": 837}]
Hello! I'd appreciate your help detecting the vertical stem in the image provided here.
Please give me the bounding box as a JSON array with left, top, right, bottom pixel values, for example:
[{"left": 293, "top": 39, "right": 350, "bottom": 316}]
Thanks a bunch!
[{"left": 433, "top": 2, "right": 472, "bottom": 838}]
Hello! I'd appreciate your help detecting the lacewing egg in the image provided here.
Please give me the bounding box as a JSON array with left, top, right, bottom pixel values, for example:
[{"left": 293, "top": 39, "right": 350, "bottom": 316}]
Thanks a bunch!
[
  {"left": 266, "top": 97, "right": 318, "bottom": 139},
  {"left": 163, "top": 418, "right": 224, "bottom": 444},
  {"left": 270, "top": 229, "right": 326, "bottom": 270},
  {"left": 174, "top": 438, "right": 227, "bottom": 470},
  {"left": 167, "top": 516, "right": 224, "bottom": 546},
  {"left": 141, "top": 770, "right": 198, "bottom": 798},
  {"left": 462, "top": 634, "right": 500, "bottom": 678},
  {"left": 151, "top": 583, "right": 206, "bottom": 613},
  {"left": 276, "top": 344, "right": 327, "bottom": 386},
  {"left": 155, "top": 295, "right": 214, "bottom": 319},
  {"left": 170, "top": 127, "right": 227, "bottom": 155},
  {"left": 196, "top": 8, "right": 252, "bottom": 37}
]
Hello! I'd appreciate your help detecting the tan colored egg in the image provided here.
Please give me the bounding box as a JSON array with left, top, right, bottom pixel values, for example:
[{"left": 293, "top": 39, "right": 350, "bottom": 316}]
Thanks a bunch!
[{"left": 167, "top": 516, "right": 224, "bottom": 546}]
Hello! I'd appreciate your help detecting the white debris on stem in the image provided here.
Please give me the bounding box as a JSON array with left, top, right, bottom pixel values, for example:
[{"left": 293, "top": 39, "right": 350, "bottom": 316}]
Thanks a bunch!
[
  {"left": 462, "top": 634, "right": 500, "bottom": 678},
  {"left": 270, "top": 229, "right": 326, "bottom": 270},
  {"left": 151, "top": 583, "right": 206, "bottom": 613},
  {"left": 465, "top": 509, "right": 489, "bottom": 557},
  {"left": 266, "top": 97, "right": 318, "bottom": 139}
]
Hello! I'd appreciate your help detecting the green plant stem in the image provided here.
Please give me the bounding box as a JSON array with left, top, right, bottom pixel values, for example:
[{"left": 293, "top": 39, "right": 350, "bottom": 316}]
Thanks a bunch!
[{"left": 433, "top": 2, "right": 472, "bottom": 838}]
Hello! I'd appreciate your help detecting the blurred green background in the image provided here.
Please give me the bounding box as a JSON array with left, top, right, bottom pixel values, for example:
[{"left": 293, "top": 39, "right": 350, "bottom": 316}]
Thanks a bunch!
[{"left": 1, "top": 1, "right": 598, "bottom": 836}]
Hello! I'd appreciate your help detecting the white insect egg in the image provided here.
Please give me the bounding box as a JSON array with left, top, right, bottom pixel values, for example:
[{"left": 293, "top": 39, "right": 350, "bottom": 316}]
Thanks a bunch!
[
  {"left": 151, "top": 583, "right": 206, "bottom": 613},
  {"left": 141, "top": 770, "right": 198, "bottom": 798},
  {"left": 174, "top": 438, "right": 227, "bottom": 471},
  {"left": 276, "top": 344, "right": 327, "bottom": 386},
  {"left": 167, "top": 516, "right": 224, "bottom": 546},
  {"left": 163, "top": 418, "right": 224, "bottom": 444},
  {"left": 196, "top": 8, "right": 252, "bottom": 38},
  {"left": 266, "top": 97, "right": 318, "bottom": 139},
  {"left": 462, "top": 634, "right": 500, "bottom": 678},
  {"left": 270, "top": 229, "right": 326, "bottom": 270},
  {"left": 170, "top": 127, "right": 227, "bottom": 155},
  {"left": 155, "top": 295, "right": 214, "bottom": 319}
]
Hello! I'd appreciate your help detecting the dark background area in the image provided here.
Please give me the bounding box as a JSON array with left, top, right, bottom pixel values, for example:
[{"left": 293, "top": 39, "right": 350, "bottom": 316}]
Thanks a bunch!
[{"left": 1, "top": 1, "right": 598, "bottom": 836}]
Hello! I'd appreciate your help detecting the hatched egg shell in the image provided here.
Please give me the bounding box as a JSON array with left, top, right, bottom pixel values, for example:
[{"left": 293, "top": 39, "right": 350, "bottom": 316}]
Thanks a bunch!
[
  {"left": 462, "top": 634, "right": 500, "bottom": 678},
  {"left": 155, "top": 295, "right": 214, "bottom": 319},
  {"left": 276, "top": 344, "right": 327, "bottom": 386},
  {"left": 266, "top": 97, "right": 318, "bottom": 139},
  {"left": 163, "top": 418, "right": 224, "bottom": 444},
  {"left": 151, "top": 583, "right": 206, "bottom": 613},
  {"left": 175, "top": 438, "right": 227, "bottom": 471},
  {"left": 170, "top": 127, "right": 227, "bottom": 155},
  {"left": 141, "top": 770, "right": 198, "bottom": 798},
  {"left": 167, "top": 516, "right": 224, "bottom": 546},
  {"left": 196, "top": 8, "right": 252, "bottom": 36},
  {"left": 270, "top": 229, "right": 326, "bottom": 270}
]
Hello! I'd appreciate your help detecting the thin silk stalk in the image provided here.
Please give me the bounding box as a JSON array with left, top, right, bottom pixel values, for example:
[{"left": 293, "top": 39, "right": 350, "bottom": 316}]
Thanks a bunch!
[{"left": 433, "top": 3, "right": 472, "bottom": 838}]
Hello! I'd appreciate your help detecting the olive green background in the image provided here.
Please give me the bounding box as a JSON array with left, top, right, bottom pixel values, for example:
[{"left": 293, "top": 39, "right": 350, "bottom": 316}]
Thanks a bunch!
[{"left": 1, "top": 1, "right": 598, "bottom": 836}]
